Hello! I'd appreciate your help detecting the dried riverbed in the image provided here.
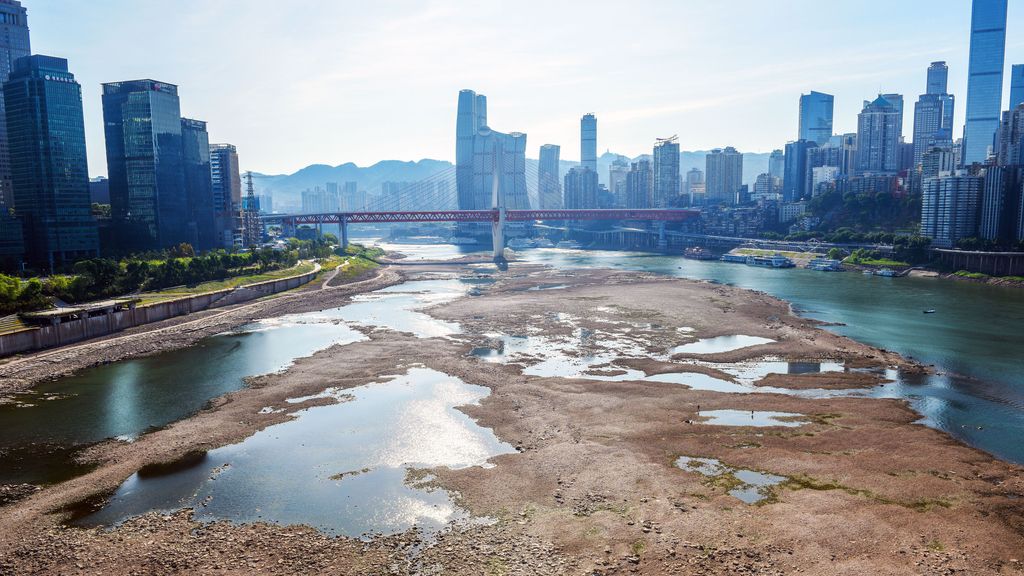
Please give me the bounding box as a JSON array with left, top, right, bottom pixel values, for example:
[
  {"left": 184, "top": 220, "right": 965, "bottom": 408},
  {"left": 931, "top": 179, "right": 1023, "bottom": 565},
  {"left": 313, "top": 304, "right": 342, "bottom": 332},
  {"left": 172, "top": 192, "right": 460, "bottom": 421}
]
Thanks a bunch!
[{"left": 1, "top": 261, "right": 1022, "bottom": 575}]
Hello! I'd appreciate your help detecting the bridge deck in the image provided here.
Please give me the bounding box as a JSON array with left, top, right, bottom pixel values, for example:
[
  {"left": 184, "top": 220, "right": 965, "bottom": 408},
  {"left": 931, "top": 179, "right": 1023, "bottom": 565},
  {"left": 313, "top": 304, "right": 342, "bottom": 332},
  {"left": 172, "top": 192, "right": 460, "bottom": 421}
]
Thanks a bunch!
[{"left": 267, "top": 209, "right": 699, "bottom": 225}]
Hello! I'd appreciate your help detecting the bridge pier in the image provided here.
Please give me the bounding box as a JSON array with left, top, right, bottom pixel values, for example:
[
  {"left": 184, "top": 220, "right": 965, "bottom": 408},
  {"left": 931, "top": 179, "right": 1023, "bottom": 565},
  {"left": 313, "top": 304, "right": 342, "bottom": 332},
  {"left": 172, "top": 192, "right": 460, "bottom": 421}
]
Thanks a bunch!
[{"left": 340, "top": 216, "right": 349, "bottom": 249}]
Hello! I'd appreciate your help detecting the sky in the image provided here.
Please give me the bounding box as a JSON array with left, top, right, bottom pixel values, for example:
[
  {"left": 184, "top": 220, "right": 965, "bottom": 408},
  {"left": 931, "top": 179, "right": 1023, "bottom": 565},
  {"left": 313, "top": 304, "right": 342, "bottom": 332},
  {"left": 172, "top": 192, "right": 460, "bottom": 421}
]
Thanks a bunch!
[{"left": 29, "top": 0, "right": 1024, "bottom": 177}]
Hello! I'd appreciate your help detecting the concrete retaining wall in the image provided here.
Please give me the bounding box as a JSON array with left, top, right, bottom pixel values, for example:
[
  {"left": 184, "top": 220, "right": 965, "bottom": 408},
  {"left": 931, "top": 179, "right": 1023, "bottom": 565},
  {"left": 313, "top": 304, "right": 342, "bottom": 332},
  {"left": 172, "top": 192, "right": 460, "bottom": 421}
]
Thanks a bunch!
[{"left": 0, "top": 267, "right": 319, "bottom": 358}]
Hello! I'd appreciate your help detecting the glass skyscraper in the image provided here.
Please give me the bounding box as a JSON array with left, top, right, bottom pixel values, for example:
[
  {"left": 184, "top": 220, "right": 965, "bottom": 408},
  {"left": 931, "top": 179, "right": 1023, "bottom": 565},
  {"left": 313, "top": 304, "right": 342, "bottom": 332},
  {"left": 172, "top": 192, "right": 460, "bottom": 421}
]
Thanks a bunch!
[
  {"left": 1010, "top": 64, "right": 1024, "bottom": 110},
  {"left": 456, "top": 89, "right": 487, "bottom": 211},
  {"left": 962, "top": 0, "right": 1008, "bottom": 165},
  {"left": 102, "top": 80, "right": 188, "bottom": 253},
  {"left": 580, "top": 113, "right": 597, "bottom": 172},
  {"left": 4, "top": 55, "right": 97, "bottom": 270},
  {"left": 798, "top": 91, "right": 834, "bottom": 145},
  {"left": 0, "top": 0, "right": 29, "bottom": 209},
  {"left": 538, "top": 144, "right": 561, "bottom": 209},
  {"left": 783, "top": 139, "right": 817, "bottom": 201},
  {"left": 913, "top": 62, "right": 955, "bottom": 165},
  {"left": 181, "top": 118, "right": 216, "bottom": 250}
]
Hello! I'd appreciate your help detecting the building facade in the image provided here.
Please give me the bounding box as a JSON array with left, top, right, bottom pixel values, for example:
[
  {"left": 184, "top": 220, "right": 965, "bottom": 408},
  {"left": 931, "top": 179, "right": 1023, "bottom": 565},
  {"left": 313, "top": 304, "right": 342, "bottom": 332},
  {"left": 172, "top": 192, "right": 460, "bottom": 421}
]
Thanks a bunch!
[
  {"left": 980, "top": 166, "right": 1022, "bottom": 244},
  {"left": 209, "top": 143, "right": 241, "bottom": 248},
  {"left": 997, "top": 104, "right": 1024, "bottom": 166},
  {"left": 856, "top": 95, "right": 902, "bottom": 174},
  {"left": 705, "top": 147, "right": 743, "bottom": 205},
  {"left": 180, "top": 118, "right": 216, "bottom": 250},
  {"left": 921, "top": 175, "right": 983, "bottom": 248},
  {"left": 563, "top": 166, "right": 598, "bottom": 209},
  {"left": 798, "top": 91, "right": 834, "bottom": 145},
  {"left": 768, "top": 149, "right": 785, "bottom": 180},
  {"left": 608, "top": 157, "right": 629, "bottom": 208},
  {"left": 626, "top": 160, "right": 653, "bottom": 209},
  {"left": 652, "top": 137, "right": 679, "bottom": 207},
  {"left": 0, "top": 0, "right": 29, "bottom": 209},
  {"left": 580, "top": 113, "right": 597, "bottom": 173},
  {"left": 4, "top": 55, "right": 97, "bottom": 270},
  {"left": 962, "top": 0, "right": 1008, "bottom": 165},
  {"left": 538, "top": 144, "right": 561, "bottom": 209},
  {"left": 1010, "top": 64, "right": 1024, "bottom": 110},
  {"left": 471, "top": 127, "right": 529, "bottom": 210},
  {"left": 456, "top": 89, "right": 487, "bottom": 211},
  {"left": 783, "top": 139, "right": 817, "bottom": 202},
  {"left": 912, "top": 62, "right": 955, "bottom": 166}
]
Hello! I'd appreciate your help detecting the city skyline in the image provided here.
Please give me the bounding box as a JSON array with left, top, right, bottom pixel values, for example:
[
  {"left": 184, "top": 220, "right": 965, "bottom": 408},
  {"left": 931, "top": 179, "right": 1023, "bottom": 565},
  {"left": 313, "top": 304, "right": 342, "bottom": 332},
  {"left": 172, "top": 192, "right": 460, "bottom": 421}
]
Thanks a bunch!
[{"left": 28, "top": 1, "right": 1024, "bottom": 176}]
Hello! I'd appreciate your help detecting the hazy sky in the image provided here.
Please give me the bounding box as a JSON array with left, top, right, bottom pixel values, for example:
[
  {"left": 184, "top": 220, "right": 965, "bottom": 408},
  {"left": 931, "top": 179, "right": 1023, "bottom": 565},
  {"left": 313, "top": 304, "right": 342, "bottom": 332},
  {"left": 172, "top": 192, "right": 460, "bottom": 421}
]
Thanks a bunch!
[{"left": 30, "top": 0, "right": 1024, "bottom": 176}]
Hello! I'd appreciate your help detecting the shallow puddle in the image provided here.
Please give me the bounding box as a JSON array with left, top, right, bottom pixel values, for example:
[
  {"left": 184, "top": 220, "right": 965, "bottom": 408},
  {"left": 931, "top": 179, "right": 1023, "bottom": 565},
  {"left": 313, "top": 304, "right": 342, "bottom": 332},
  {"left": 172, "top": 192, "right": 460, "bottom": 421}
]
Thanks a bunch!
[
  {"left": 669, "top": 335, "right": 775, "bottom": 355},
  {"left": 318, "top": 279, "right": 466, "bottom": 338},
  {"left": 675, "top": 456, "right": 785, "bottom": 504},
  {"left": 77, "top": 367, "right": 515, "bottom": 537},
  {"left": 698, "top": 409, "right": 806, "bottom": 427}
]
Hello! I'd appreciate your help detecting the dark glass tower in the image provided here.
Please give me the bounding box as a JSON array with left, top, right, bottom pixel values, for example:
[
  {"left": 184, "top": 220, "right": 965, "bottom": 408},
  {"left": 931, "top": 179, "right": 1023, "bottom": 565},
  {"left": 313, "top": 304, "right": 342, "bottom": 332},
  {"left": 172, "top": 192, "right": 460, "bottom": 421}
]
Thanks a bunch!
[
  {"left": 798, "top": 91, "right": 834, "bottom": 145},
  {"left": 4, "top": 55, "right": 97, "bottom": 270},
  {"left": 102, "top": 80, "right": 188, "bottom": 253},
  {"left": 181, "top": 118, "right": 215, "bottom": 250},
  {"left": 962, "top": 0, "right": 1008, "bottom": 165},
  {"left": 0, "top": 0, "right": 29, "bottom": 209}
]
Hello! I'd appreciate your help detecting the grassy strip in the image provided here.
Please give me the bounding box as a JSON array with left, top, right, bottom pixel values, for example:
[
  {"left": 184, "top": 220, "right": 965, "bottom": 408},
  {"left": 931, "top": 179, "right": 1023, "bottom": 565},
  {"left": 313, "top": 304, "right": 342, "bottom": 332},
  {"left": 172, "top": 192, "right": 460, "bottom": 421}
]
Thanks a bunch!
[
  {"left": 845, "top": 257, "right": 910, "bottom": 267},
  {"left": 137, "top": 261, "right": 317, "bottom": 301}
]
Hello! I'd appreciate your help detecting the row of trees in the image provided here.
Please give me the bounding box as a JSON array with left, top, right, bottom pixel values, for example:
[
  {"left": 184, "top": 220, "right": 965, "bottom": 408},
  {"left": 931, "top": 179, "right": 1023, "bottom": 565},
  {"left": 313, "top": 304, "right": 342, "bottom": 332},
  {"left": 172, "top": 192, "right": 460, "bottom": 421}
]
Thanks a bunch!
[{"left": 0, "top": 237, "right": 339, "bottom": 313}]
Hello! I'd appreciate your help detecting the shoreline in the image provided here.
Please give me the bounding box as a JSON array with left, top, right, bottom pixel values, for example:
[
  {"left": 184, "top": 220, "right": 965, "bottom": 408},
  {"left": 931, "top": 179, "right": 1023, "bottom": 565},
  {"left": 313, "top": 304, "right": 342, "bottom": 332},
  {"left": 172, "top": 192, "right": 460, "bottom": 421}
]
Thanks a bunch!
[{"left": 1, "top": 260, "right": 1021, "bottom": 574}]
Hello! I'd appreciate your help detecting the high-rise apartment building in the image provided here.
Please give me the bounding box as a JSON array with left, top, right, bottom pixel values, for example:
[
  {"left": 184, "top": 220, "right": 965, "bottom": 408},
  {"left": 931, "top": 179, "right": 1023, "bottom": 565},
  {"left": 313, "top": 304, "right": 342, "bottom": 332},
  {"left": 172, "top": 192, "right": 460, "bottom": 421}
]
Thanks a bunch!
[
  {"left": 798, "top": 91, "right": 834, "bottom": 145},
  {"left": 783, "top": 140, "right": 817, "bottom": 201},
  {"left": 962, "top": 0, "right": 1008, "bottom": 165},
  {"left": 563, "top": 167, "right": 598, "bottom": 209},
  {"left": 580, "top": 113, "right": 597, "bottom": 173},
  {"left": 471, "top": 127, "right": 529, "bottom": 210},
  {"left": 456, "top": 89, "right": 487, "bottom": 211},
  {"left": 997, "top": 104, "right": 1024, "bottom": 166},
  {"left": 705, "top": 147, "right": 743, "bottom": 205},
  {"left": 768, "top": 149, "right": 785, "bottom": 180},
  {"left": 913, "top": 62, "right": 955, "bottom": 166},
  {"left": 608, "top": 157, "right": 629, "bottom": 207},
  {"left": 856, "top": 95, "right": 902, "bottom": 174},
  {"left": 210, "top": 143, "right": 241, "bottom": 248},
  {"left": 980, "top": 166, "right": 1022, "bottom": 244},
  {"left": 1010, "top": 64, "right": 1024, "bottom": 110},
  {"left": 626, "top": 160, "right": 653, "bottom": 209},
  {"left": 102, "top": 79, "right": 188, "bottom": 253},
  {"left": 4, "top": 55, "right": 97, "bottom": 270},
  {"left": 538, "top": 144, "right": 561, "bottom": 209},
  {"left": 652, "top": 137, "right": 679, "bottom": 207},
  {"left": 181, "top": 118, "right": 215, "bottom": 250},
  {"left": 921, "top": 175, "right": 983, "bottom": 248},
  {"left": 0, "top": 0, "right": 29, "bottom": 209}
]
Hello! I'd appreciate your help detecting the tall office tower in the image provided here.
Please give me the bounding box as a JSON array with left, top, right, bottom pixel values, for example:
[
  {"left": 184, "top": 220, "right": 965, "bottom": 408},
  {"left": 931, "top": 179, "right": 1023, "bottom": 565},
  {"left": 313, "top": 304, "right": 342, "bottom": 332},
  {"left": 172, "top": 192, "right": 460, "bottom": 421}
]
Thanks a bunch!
[
  {"left": 456, "top": 89, "right": 487, "bottom": 211},
  {"left": 798, "top": 91, "right": 834, "bottom": 145},
  {"left": 783, "top": 140, "right": 817, "bottom": 201},
  {"left": 0, "top": 0, "right": 29, "bottom": 209},
  {"left": 1010, "top": 64, "right": 1024, "bottom": 110},
  {"left": 580, "top": 113, "right": 597, "bottom": 172},
  {"left": 921, "top": 175, "right": 983, "bottom": 248},
  {"left": 705, "top": 147, "right": 743, "bottom": 205},
  {"left": 563, "top": 167, "right": 598, "bottom": 209},
  {"left": 980, "top": 166, "right": 1022, "bottom": 243},
  {"left": 913, "top": 62, "right": 956, "bottom": 165},
  {"left": 4, "top": 55, "right": 96, "bottom": 270},
  {"left": 768, "top": 149, "right": 785, "bottom": 180},
  {"left": 180, "top": 118, "right": 215, "bottom": 250},
  {"left": 608, "top": 157, "right": 629, "bottom": 207},
  {"left": 472, "top": 127, "right": 529, "bottom": 210},
  {"left": 880, "top": 93, "right": 905, "bottom": 137},
  {"left": 102, "top": 80, "right": 188, "bottom": 253},
  {"left": 963, "top": 0, "right": 1008, "bottom": 165},
  {"left": 652, "top": 136, "right": 680, "bottom": 207},
  {"left": 855, "top": 95, "right": 902, "bottom": 174},
  {"left": 538, "top": 144, "right": 562, "bottom": 209},
  {"left": 997, "top": 104, "right": 1024, "bottom": 165},
  {"left": 626, "top": 160, "right": 653, "bottom": 209},
  {"left": 209, "top": 144, "right": 241, "bottom": 248}
]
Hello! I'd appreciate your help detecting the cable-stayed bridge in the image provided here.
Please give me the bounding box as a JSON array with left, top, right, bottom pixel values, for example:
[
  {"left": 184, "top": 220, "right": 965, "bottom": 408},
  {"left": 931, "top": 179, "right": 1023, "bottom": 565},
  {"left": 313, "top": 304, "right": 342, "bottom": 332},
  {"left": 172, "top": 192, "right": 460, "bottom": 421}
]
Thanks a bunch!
[{"left": 262, "top": 156, "right": 698, "bottom": 260}]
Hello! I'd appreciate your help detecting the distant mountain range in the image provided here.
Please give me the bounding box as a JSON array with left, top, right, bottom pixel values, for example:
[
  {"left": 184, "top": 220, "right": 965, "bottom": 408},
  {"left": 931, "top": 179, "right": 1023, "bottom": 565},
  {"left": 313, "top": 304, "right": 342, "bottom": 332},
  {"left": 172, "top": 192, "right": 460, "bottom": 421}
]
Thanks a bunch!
[{"left": 252, "top": 151, "right": 772, "bottom": 210}]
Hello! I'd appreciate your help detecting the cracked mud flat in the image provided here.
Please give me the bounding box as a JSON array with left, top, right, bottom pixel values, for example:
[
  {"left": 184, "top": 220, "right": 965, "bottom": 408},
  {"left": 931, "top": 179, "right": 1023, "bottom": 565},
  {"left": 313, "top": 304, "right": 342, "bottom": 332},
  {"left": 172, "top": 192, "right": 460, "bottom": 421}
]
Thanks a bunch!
[{"left": 1, "top": 263, "right": 1023, "bottom": 575}]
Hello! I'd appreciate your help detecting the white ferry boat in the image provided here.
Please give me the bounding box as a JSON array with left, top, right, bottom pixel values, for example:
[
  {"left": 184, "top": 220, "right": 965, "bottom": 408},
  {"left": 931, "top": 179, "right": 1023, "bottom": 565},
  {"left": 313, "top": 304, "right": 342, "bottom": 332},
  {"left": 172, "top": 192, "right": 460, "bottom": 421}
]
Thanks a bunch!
[
  {"left": 806, "top": 258, "right": 843, "bottom": 271},
  {"left": 746, "top": 254, "right": 796, "bottom": 268},
  {"left": 507, "top": 238, "right": 537, "bottom": 250},
  {"left": 720, "top": 253, "right": 748, "bottom": 264}
]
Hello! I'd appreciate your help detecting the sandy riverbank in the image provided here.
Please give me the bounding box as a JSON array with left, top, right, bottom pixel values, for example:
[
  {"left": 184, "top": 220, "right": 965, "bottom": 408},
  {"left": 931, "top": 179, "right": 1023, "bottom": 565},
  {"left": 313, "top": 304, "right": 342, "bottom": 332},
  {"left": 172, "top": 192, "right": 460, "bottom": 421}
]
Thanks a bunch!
[{"left": 1, "top": 262, "right": 1021, "bottom": 575}]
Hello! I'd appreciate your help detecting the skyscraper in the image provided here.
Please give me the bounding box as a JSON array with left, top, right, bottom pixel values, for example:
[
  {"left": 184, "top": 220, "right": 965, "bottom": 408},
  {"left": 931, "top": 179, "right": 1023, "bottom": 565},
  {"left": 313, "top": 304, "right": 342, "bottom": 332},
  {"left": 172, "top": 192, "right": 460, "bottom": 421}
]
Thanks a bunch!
[
  {"left": 210, "top": 143, "right": 241, "bottom": 248},
  {"left": 913, "top": 62, "right": 955, "bottom": 166},
  {"left": 1010, "top": 64, "right": 1024, "bottom": 110},
  {"left": 962, "top": 0, "right": 1008, "bottom": 165},
  {"left": 563, "top": 167, "right": 598, "bottom": 209},
  {"left": 997, "top": 104, "right": 1024, "bottom": 166},
  {"left": 4, "top": 55, "right": 97, "bottom": 270},
  {"left": 608, "top": 157, "right": 629, "bottom": 207},
  {"left": 768, "top": 149, "right": 785, "bottom": 180},
  {"left": 979, "top": 166, "right": 1022, "bottom": 244},
  {"left": 0, "top": 0, "right": 29, "bottom": 209},
  {"left": 652, "top": 136, "right": 680, "bottom": 207},
  {"left": 626, "top": 160, "right": 653, "bottom": 209},
  {"left": 684, "top": 167, "right": 705, "bottom": 204},
  {"left": 705, "top": 147, "right": 743, "bottom": 205},
  {"left": 798, "top": 91, "right": 834, "bottom": 145},
  {"left": 181, "top": 118, "right": 216, "bottom": 250},
  {"left": 921, "top": 175, "right": 983, "bottom": 248},
  {"left": 783, "top": 140, "right": 817, "bottom": 201},
  {"left": 456, "top": 89, "right": 487, "bottom": 211},
  {"left": 103, "top": 80, "right": 188, "bottom": 253},
  {"left": 471, "top": 127, "right": 529, "bottom": 210},
  {"left": 538, "top": 144, "right": 561, "bottom": 209},
  {"left": 580, "top": 113, "right": 597, "bottom": 172},
  {"left": 856, "top": 95, "right": 902, "bottom": 174}
]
